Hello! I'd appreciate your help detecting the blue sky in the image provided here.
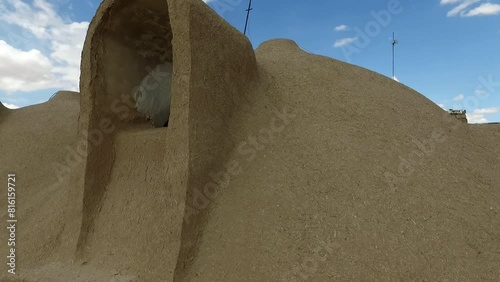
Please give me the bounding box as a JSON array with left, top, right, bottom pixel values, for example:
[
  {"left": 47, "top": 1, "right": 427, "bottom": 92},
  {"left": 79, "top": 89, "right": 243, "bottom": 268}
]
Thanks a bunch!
[{"left": 0, "top": 0, "right": 499, "bottom": 123}]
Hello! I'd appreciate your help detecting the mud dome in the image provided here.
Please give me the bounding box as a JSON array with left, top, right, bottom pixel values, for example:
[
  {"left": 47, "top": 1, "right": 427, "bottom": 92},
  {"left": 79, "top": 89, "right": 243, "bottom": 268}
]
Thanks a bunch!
[{"left": 94, "top": 0, "right": 173, "bottom": 125}]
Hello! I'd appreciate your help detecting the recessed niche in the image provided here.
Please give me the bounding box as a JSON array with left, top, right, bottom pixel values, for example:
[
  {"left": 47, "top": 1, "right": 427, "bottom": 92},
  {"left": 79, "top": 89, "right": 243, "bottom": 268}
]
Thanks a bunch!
[{"left": 96, "top": 0, "right": 173, "bottom": 128}]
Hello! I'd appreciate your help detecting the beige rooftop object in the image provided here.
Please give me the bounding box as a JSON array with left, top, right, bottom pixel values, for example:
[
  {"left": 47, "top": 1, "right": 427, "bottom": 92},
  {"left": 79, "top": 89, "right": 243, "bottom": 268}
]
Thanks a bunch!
[{"left": 1, "top": 0, "right": 499, "bottom": 281}]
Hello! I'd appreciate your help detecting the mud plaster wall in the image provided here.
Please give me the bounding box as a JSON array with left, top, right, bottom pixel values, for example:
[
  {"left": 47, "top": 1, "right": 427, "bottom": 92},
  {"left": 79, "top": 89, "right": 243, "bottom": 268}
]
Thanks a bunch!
[
  {"left": 72, "top": 0, "right": 255, "bottom": 279},
  {"left": 0, "top": 102, "right": 8, "bottom": 123},
  {"left": 0, "top": 102, "right": 7, "bottom": 113},
  {"left": 75, "top": 0, "right": 181, "bottom": 276}
]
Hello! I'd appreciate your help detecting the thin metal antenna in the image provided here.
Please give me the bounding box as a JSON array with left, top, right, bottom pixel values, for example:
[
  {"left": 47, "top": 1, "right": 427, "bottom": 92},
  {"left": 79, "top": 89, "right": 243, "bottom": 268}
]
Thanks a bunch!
[
  {"left": 244, "top": 0, "right": 253, "bottom": 35},
  {"left": 392, "top": 32, "right": 398, "bottom": 79}
]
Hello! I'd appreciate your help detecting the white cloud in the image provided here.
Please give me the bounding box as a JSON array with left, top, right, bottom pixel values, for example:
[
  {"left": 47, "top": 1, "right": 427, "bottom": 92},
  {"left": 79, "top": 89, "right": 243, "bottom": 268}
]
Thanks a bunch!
[
  {"left": 3, "top": 103, "right": 20, "bottom": 109},
  {"left": 466, "top": 107, "right": 500, "bottom": 123},
  {"left": 475, "top": 89, "right": 487, "bottom": 95},
  {"left": 445, "top": 0, "right": 479, "bottom": 17},
  {"left": 334, "top": 37, "right": 358, "bottom": 48},
  {"left": 334, "top": 25, "right": 349, "bottom": 31},
  {"left": 464, "top": 3, "right": 500, "bottom": 16},
  {"left": 0, "top": 0, "right": 88, "bottom": 93},
  {"left": 452, "top": 94, "right": 465, "bottom": 101},
  {"left": 0, "top": 40, "right": 59, "bottom": 92},
  {"left": 440, "top": 0, "right": 500, "bottom": 17},
  {"left": 467, "top": 112, "right": 488, "bottom": 123},
  {"left": 473, "top": 107, "right": 500, "bottom": 114}
]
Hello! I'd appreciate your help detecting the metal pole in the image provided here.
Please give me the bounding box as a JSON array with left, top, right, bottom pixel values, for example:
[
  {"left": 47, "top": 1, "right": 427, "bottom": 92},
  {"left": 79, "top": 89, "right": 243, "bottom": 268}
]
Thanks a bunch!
[
  {"left": 244, "top": 0, "right": 253, "bottom": 35},
  {"left": 392, "top": 32, "right": 397, "bottom": 79}
]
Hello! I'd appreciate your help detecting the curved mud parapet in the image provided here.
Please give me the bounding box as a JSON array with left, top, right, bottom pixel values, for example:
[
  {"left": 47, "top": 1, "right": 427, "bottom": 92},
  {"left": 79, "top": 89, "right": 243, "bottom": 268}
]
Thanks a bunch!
[
  {"left": 0, "top": 95, "right": 81, "bottom": 277},
  {"left": 48, "top": 91, "right": 80, "bottom": 104},
  {"left": 0, "top": 102, "right": 8, "bottom": 120},
  {"left": 173, "top": 1, "right": 260, "bottom": 280},
  {"left": 0, "top": 102, "right": 14, "bottom": 124},
  {"left": 74, "top": 0, "right": 258, "bottom": 280}
]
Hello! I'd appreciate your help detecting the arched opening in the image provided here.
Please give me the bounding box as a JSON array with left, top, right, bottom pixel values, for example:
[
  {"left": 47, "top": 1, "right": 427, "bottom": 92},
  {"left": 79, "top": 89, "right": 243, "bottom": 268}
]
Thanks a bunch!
[{"left": 97, "top": 0, "right": 173, "bottom": 128}]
